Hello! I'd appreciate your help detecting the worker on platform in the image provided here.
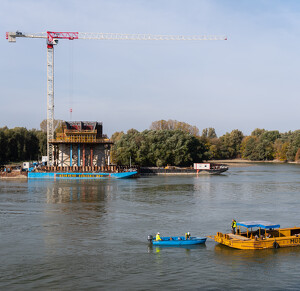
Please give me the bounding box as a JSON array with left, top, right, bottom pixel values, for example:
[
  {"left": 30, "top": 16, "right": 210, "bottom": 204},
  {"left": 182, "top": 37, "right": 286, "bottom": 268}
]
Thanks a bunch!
[
  {"left": 185, "top": 232, "right": 191, "bottom": 239},
  {"left": 156, "top": 232, "right": 162, "bottom": 241},
  {"left": 231, "top": 219, "right": 237, "bottom": 234}
]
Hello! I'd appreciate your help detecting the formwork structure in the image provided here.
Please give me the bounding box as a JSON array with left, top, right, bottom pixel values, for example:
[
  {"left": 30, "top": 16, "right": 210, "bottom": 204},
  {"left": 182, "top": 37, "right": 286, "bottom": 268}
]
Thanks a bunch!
[{"left": 50, "top": 121, "right": 113, "bottom": 169}]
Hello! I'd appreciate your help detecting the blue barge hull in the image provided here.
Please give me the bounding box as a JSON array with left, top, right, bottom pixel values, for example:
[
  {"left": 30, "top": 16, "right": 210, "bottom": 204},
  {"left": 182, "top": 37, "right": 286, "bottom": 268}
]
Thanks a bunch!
[{"left": 28, "top": 171, "right": 138, "bottom": 179}]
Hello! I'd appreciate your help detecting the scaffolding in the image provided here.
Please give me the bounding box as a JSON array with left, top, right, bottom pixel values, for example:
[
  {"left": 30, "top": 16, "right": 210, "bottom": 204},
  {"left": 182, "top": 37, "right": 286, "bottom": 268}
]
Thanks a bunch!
[{"left": 50, "top": 121, "right": 113, "bottom": 168}]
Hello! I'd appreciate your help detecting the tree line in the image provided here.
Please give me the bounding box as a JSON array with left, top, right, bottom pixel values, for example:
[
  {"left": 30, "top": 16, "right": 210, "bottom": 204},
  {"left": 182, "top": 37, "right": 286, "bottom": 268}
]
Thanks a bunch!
[
  {"left": 204, "top": 127, "right": 300, "bottom": 162},
  {"left": 111, "top": 129, "right": 206, "bottom": 167},
  {"left": 0, "top": 127, "right": 47, "bottom": 165},
  {"left": 0, "top": 119, "right": 63, "bottom": 165},
  {"left": 112, "top": 120, "right": 300, "bottom": 166},
  {"left": 1, "top": 119, "right": 299, "bottom": 166}
]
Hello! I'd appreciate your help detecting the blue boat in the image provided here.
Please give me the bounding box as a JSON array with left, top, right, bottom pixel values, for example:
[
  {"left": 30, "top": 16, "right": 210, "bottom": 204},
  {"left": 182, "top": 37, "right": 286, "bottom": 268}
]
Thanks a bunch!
[
  {"left": 149, "top": 236, "right": 207, "bottom": 246},
  {"left": 28, "top": 171, "right": 138, "bottom": 179}
]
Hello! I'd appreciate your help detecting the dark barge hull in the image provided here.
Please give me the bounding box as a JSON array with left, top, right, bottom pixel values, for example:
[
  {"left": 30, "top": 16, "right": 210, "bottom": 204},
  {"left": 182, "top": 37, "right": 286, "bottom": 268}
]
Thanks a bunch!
[{"left": 140, "top": 167, "right": 228, "bottom": 176}]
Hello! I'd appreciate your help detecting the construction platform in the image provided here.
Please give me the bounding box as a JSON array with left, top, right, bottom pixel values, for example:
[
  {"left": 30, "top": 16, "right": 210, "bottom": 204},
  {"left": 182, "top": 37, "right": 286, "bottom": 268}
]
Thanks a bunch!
[{"left": 50, "top": 121, "right": 113, "bottom": 168}]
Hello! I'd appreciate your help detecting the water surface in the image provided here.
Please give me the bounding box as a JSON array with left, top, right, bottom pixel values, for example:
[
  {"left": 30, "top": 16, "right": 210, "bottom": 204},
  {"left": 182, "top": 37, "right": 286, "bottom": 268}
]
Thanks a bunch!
[{"left": 0, "top": 164, "right": 300, "bottom": 290}]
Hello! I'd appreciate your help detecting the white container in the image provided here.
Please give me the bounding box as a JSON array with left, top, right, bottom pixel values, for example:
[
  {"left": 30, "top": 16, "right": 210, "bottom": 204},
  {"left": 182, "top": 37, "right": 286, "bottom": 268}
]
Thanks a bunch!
[
  {"left": 23, "top": 162, "right": 31, "bottom": 169},
  {"left": 193, "top": 163, "right": 211, "bottom": 170}
]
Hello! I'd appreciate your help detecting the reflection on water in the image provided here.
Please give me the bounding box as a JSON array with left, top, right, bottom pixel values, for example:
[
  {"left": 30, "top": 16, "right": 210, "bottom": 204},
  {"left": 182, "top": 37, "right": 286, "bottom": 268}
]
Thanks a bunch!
[
  {"left": 214, "top": 242, "right": 300, "bottom": 261},
  {"left": 43, "top": 182, "right": 112, "bottom": 204},
  {"left": 1, "top": 164, "right": 300, "bottom": 290},
  {"left": 148, "top": 243, "right": 207, "bottom": 252},
  {"left": 27, "top": 179, "right": 118, "bottom": 203}
]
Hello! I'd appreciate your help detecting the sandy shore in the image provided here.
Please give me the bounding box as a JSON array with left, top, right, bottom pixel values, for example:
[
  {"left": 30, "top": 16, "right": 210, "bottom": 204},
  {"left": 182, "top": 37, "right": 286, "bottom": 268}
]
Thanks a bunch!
[{"left": 0, "top": 174, "right": 27, "bottom": 179}]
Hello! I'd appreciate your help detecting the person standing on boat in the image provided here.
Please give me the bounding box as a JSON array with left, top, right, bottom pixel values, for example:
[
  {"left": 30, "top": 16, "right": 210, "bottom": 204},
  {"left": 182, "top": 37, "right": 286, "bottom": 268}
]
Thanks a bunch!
[
  {"left": 231, "top": 219, "right": 237, "bottom": 234},
  {"left": 156, "top": 232, "right": 162, "bottom": 241},
  {"left": 185, "top": 232, "right": 191, "bottom": 239}
]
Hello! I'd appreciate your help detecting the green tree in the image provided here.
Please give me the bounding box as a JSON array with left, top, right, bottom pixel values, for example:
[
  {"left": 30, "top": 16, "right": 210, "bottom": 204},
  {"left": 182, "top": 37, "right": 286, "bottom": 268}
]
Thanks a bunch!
[
  {"left": 35, "top": 130, "right": 47, "bottom": 157},
  {"left": 255, "top": 139, "right": 274, "bottom": 160},
  {"left": 260, "top": 130, "right": 280, "bottom": 143},
  {"left": 286, "top": 130, "right": 300, "bottom": 161},
  {"left": 241, "top": 136, "right": 259, "bottom": 160},
  {"left": 40, "top": 119, "right": 64, "bottom": 133},
  {"left": 0, "top": 127, "right": 8, "bottom": 164},
  {"left": 202, "top": 127, "right": 217, "bottom": 139},
  {"left": 0, "top": 127, "right": 46, "bottom": 164},
  {"left": 251, "top": 128, "right": 266, "bottom": 137},
  {"left": 219, "top": 130, "right": 244, "bottom": 159},
  {"left": 150, "top": 119, "right": 199, "bottom": 136},
  {"left": 241, "top": 130, "right": 279, "bottom": 161},
  {"left": 274, "top": 140, "right": 289, "bottom": 161},
  {"left": 295, "top": 148, "right": 300, "bottom": 162}
]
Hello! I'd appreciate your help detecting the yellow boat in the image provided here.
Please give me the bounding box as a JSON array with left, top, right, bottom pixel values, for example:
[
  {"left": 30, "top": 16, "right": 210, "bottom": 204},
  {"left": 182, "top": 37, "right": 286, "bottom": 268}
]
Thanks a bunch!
[{"left": 209, "top": 221, "right": 300, "bottom": 250}]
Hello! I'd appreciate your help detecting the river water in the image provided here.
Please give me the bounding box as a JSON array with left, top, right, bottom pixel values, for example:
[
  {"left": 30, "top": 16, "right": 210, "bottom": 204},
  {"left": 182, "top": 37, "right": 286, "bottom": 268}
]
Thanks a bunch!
[{"left": 0, "top": 164, "right": 300, "bottom": 290}]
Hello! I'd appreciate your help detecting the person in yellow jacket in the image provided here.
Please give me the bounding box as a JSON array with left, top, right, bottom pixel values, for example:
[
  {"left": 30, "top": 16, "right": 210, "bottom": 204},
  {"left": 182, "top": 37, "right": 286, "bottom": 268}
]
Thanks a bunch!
[
  {"left": 156, "top": 232, "right": 162, "bottom": 241},
  {"left": 185, "top": 232, "right": 191, "bottom": 239},
  {"left": 231, "top": 219, "right": 237, "bottom": 234}
]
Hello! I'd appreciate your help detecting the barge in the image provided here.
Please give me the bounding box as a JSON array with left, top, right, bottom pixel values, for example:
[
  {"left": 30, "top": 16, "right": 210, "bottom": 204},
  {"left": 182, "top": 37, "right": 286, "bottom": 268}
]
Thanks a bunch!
[
  {"left": 140, "top": 163, "right": 228, "bottom": 176},
  {"left": 209, "top": 221, "right": 300, "bottom": 250},
  {"left": 1, "top": 164, "right": 139, "bottom": 180},
  {"left": 28, "top": 170, "right": 137, "bottom": 179}
]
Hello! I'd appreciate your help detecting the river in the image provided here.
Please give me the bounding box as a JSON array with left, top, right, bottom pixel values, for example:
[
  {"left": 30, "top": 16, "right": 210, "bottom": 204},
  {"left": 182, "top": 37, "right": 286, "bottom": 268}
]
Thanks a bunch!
[{"left": 0, "top": 164, "right": 300, "bottom": 290}]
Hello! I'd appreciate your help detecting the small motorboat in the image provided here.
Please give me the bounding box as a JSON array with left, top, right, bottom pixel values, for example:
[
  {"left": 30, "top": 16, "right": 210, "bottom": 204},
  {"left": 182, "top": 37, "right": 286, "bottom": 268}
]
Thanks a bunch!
[{"left": 148, "top": 235, "right": 207, "bottom": 246}]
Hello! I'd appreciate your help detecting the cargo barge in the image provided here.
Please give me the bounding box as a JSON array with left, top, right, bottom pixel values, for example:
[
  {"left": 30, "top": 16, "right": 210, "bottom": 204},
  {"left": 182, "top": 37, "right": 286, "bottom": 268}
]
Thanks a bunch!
[
  {"left": 140, "top": 163, "right": 228, "bottom": 175},
  {"left": 0, "top": 165, "right": 139, "bottom": 180}
]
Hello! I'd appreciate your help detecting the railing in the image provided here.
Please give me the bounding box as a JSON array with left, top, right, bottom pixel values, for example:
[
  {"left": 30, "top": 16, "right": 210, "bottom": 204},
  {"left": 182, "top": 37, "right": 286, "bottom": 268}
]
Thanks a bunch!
[
  {"left": 54, "top": 132, "right": 110, "bottom": 143},
  {"left": 39, "top": 165, "right": 139, "bottom": 173},
  {"left": 65, "top": 135, "right": 96, "bottom": 143},
  {"left": 64, "top": 129, "right": 97, "bottom": 134},
  {"left": 51, "top": 136, "right": 112, "bottom": 143}
]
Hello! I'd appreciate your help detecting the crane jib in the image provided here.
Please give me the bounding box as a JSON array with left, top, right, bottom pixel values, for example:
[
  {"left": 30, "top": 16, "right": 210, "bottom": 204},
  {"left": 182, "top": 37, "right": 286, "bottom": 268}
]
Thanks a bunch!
[{"left": 6, "top": 31, "right": 227, "bottom": 42}]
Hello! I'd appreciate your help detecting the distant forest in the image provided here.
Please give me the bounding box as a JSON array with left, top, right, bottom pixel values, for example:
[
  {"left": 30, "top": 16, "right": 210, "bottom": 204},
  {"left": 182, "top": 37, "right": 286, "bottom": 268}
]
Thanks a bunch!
[
  {"left": 111, "top": 120, "right": 300, "bottom": 166},
  {"left": 0, "top": 127, "right": 47, "bottom": 165},
  {"left": 0, "top": 119, "right": 300, "bottom": 166}
]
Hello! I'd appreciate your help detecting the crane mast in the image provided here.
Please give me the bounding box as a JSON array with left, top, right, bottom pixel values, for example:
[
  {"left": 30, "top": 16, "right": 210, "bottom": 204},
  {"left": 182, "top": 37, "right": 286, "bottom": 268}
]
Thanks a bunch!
[
  {"left": 47, "top": 41, "right": 55, "bottom": 164},
  {"left": 6, "top": 31, "right": 227, "bottom": 165}
]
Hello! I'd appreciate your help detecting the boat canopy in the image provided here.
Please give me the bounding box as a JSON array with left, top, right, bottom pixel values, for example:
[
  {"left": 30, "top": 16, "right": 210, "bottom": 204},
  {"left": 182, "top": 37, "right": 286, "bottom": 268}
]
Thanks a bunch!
[{"left": 237, "top": 221, "right": 280, "bottom": 229}]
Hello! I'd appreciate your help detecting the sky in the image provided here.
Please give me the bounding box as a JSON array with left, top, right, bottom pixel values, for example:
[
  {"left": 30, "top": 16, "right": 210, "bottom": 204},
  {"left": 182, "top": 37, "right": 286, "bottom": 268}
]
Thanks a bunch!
[{"left": 1, "top": 0, "right": 300, "bottom": 137}]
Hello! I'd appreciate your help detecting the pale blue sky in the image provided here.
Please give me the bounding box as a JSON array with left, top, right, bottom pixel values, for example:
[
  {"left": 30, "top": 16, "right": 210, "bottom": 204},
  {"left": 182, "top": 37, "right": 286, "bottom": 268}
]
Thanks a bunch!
[{"left": 1, "top": 0, "right": 300, "bottom": 137}]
